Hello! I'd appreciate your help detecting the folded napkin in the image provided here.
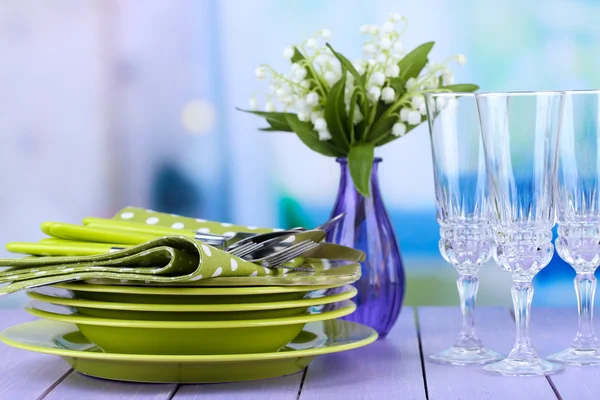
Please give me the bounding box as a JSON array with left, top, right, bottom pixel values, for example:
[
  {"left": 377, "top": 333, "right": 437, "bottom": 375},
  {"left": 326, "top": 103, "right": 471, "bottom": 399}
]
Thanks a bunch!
[
  {"left": 0, "top": 208, "right": 365, "bottom": 296},
  {"left": 114, "top": 207, "right": 279, "bottom": 235}
]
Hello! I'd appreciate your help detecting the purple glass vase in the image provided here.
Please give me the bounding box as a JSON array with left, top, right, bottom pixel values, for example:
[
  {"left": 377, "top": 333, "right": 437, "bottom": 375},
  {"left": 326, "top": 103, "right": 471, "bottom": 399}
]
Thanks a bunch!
[{"left": 326, "top": 157, "right": 405, "bottom": 337}]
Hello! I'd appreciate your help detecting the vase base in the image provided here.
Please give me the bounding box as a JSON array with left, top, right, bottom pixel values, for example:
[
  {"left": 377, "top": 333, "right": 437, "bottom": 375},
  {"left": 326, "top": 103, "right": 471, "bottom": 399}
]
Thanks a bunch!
[
  {"left": 428, "top": 346, "right": 503, "bottom": 366},
  {"left": 482, "top": 357, "right": 564, "bottom": 377},
  {"left": 547, "top": 347, "right": 600, "bottom": 366}
]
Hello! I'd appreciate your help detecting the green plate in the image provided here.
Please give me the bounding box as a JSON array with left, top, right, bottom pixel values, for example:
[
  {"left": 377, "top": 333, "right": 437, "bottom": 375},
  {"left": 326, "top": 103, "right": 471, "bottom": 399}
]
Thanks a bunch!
[
  {"left": 26, "top": 300, "right": 356, "bottom": 355},
  {"left": 0, "top": 318, "right": 377, "bottom": 383},
  {"left": 42, "top": 283, "right": 348, "bottom": 305},
  {"left": 26, "top": 286, "right": 357, "bottom": 321}
]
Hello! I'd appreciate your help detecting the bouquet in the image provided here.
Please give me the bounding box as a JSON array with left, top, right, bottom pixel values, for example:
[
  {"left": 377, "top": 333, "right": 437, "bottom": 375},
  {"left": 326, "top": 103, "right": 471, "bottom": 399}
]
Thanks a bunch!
[{"left": 241, "top": 13, "right": 478, "bottom": 196}]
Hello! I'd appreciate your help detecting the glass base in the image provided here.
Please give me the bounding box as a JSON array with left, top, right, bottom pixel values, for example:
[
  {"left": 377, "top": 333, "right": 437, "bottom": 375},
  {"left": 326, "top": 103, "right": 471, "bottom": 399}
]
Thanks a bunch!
[
  {"left": 482, "top": 357, "right": 564, "bottom": 377},
  {"left": 428, "top": 346, "right": 504, "bottom": 366},
  {"left": 547, "top": 347, "right": 600, "bottom": 366}
]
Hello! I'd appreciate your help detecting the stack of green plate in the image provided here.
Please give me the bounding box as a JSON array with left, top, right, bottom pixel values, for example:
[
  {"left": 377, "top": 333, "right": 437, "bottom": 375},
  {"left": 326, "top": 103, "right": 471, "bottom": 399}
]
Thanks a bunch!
[{"left": 2, "top": 265, "right": 377, "bottom": 383}]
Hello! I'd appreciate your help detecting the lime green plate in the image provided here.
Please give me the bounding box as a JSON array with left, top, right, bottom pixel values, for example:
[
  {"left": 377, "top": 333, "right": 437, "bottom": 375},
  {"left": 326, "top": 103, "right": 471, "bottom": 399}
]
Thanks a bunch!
[
  {"left": 0, "top": 318, "right": 377, "bottom": 383},
  {"left": 26, "top": 300, "right": 356, "bottom": 355},
  {"left": 53, "top": 282, "right": 345, "bottom": 306},
  {"left": 27, "top": 286, "right": 357, "bottom": 321}
]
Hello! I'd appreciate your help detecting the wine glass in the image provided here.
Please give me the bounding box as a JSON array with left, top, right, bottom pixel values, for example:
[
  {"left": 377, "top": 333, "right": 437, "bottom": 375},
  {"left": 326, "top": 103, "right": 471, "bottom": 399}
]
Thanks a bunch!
[
  {"left": 548, "top": 90, "right": 600, "bottom": 365},
  {"left": 477, "top": 91, "right": 565, "bottom": 376},
  {"left": 425, "top": 92, "right": 503, "bottom": 365}
]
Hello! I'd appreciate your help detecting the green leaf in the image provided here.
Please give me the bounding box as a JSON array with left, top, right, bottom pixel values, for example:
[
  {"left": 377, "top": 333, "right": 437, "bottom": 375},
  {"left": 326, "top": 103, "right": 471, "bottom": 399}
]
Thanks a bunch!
[
  {"left": 389, "top": 41, "right": 435, "bottom": 94},
  {"left": 347, "top": 87, "right": 361, "bottom": 144},
  {"left": 326, "top": 43, "right": 365, "bottom": 87},
  {"left": 368, "top": 115, "right": 398, "bottom": 143},
  {"left": 238, "top": 108, "right": 294, "bottom": 132},
  {"left": 439, "top": 83, "right": 479, "bottom": 93},
  {"left": 285, "top": 114, "right": 344, "bottom": 157},
  {"left": 324, "top": 72, "right": 349, "bottom": 152},
  {"left": 348, "top": 143, "right": 375, "bottom": 197}
]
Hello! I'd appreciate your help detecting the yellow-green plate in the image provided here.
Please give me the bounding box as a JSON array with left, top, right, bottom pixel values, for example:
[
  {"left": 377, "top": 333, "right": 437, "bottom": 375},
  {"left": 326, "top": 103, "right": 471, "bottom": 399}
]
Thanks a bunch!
[
  {"left": 0, "top": 318, "right": 377, "bottom": 383},
  {"left": 27, "top": 286, "right": 357, "bottom": 321},
  {"left": 26, "top": 300, "right": 356, "bottom": 355}
]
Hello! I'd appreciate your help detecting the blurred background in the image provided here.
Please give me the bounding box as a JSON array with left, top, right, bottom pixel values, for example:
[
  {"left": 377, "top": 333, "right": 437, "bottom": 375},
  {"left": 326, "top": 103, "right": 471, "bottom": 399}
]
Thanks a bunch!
[{"left": 0, "top": 0, "right": 596, "bottom": 308}]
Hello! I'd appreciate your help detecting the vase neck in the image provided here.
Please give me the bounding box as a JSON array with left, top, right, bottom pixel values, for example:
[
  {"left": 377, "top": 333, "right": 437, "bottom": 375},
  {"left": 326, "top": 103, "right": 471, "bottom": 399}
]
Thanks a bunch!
[{"left": 336, "top": 158, "right": 382, "bottom": 199}]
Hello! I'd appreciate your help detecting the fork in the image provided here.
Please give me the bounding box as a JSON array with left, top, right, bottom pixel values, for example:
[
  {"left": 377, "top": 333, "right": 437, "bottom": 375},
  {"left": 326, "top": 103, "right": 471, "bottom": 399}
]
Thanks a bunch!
[{"left": 245, "top": 240, "right": 319, "bottom": 270}]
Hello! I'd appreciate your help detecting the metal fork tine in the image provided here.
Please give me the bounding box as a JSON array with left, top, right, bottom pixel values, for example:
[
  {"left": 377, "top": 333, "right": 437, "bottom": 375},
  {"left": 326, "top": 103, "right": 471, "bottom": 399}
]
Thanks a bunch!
[
  {"left": 263, "top": 243, "right": 317, "bottom": 268},
  {"left": 235, "top": 243, "right": 263, "bottom": 258},
  {"left": 262, "top": 241, "right": 316, "bottom": 267},
  {"left": 230, "top": 242, "right": 262, "bottom": 257}
]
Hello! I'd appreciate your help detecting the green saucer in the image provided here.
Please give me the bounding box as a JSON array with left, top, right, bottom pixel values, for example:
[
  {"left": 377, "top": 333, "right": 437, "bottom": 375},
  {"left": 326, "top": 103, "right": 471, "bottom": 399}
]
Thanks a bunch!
[
  {"left": 27, "top": 286, "right": 357, "bottom": 321},
  {"left": 26, "top": 300, "right": 356, "bottom": 355},
  {"left": 0, "top": 318, "right": 377, "bottom": 383}
]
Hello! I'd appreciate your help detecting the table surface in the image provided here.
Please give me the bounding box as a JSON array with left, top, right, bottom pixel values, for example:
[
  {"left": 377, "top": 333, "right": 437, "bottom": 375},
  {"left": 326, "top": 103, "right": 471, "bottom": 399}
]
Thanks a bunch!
[{"left": 1, "top": 306, "right": 598, "bottom": 400}]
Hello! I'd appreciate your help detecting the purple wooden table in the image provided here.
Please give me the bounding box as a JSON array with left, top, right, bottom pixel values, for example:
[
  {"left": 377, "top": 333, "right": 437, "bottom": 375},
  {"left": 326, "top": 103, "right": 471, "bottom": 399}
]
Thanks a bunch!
[{"left": 1, "top": 306, "right": 597, "bottom": 399}]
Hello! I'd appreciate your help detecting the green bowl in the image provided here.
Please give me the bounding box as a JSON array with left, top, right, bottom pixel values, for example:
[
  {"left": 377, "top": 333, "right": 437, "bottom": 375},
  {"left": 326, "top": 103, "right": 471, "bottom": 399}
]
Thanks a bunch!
[{"left": 25, "top": 300, "right": 356, "bottom": 355}]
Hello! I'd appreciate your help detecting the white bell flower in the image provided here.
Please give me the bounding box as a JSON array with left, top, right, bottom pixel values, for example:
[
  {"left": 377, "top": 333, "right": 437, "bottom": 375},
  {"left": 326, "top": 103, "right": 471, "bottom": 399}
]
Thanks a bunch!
[
  {"left": 382, "top": 22, "right": 394, "bottom": 34},
  {"left": 318, "top": 129, "right": 332, "bottom": 141},
  {"left": 324, "top": 71, "right": 339, "bottom": 85},
  {"left": 436, "top": 97, "right": 447, "bottom": 111},
  {"left": 297, "top": 111, "right": 310, "bottom": 122},
  {"left": 320, "top": 29, "right": 332, "bottom": 39},
  {"left": 442, "top": 73, "right": 454, "bottom": 86},
  {"left": 311, "top": 110, "right": 324, "bottom": 123},
  {"left": 392, "top": 41, "right": 404, "bottom": 54},
  {"left": 295, "top": 99, "right": 309, "bottom": 112},
  {"left": 306, "top": 38, "right": 318, "bottom": 49},
  {"left": 353, "top": 107, "right": 364, "bottom": 124},
  {"left": 419, "top": 103, "right": 427, "bottom": 115},
  {"left": 368, "top": 25, "right": 379, "bottom": 35},
  {"left": 392, "top": 122, "right": 407, "bottom": 137},
  {"left": 411, "top": 94, "right": 425, "bottom": 109},
  {"left": 367, "top": 86, "right": 382, "bottom": 102},
  {"left": 306, "top": 92, "right": 320, "bottom": 106},
  {"left": 363, "top": 43, "right": 377, "bottom": 55},
  {"left": 457, "top": 54, "right": 467, "bottom": 66},
  {"left": 265, "top": 101, "right": 276, "bottom": 112},
  {"left": 400, "top": 107, "right": 410, "bottom": 122},
  {"left": 385, "top": 64, "right": 400, "bottom": 77},
  {"left": 276, "top": 86, "right": 291, "bottom": 98},
  {"left": 369, "top": 71, "right": 386, "bottom": 86},
  {"left": 300, "top": 80, "right": 311, "bottom": 89},
  {"left": 376, "top": 53, "right": 387, "bottom": 64},
  {"left": 407, "top": 110, "right": 421, "bottom": 125},
  {"left": 381, "top": 87, "right": 396, "bottom": 103},
  {"left": 283, "top": 47, "right": 294, "bottom": 60},
  {"left": 380, "top": 37, "right": 392, "bottom": 49},
  {"left": 405, "top": 77, "right": 418, "bottom": 90},
  {"left": 314, "top": 117, "right": 327, "bottom": 131},
  {"left": 390, "top": 13, "right": 403, "bottom": 22},
  {"left": 255, "top": 67, "right": 267, "bottom": 80},
  {"left": 249, "top": 97, "right": 259, "bottom": 110}
]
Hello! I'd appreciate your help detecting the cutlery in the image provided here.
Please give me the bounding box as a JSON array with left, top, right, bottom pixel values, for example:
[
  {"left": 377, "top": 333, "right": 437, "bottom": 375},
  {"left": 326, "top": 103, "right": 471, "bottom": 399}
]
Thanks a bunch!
[
  {"left": 246, "top": 240, "right": 319, "bottom": 269},
  {"left": 6, "top": 240, "right": 129, "bottom": 257}
]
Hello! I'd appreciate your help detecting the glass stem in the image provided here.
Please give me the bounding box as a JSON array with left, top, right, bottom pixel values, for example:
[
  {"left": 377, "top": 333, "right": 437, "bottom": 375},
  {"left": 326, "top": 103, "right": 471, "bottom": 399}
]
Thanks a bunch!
[
  {"left": 572, "top": 272, "right": 599, "bottom": 350},
  {"left": 508, "top": 281, "right": 538, "bottom": 361},
  {"left": 454, "top": 274, "right": 482, "bottom": 349}
]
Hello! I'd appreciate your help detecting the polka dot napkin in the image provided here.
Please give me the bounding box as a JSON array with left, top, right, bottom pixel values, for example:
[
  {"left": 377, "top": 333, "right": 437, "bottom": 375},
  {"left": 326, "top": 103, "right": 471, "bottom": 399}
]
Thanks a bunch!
[
  {"left": 0, "top": 236, "right": 272, "bottom": 296},
  {"left": 114, "top": 207, "right": 278, "bottom": 235}
]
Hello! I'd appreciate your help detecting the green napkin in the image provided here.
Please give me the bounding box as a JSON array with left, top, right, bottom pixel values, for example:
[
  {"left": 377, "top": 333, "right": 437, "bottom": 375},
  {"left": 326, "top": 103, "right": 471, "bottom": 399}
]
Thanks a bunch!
[
  {"left": 114, "top": 207, "right": 278, "bottom": 235},
  {"left": 0, "top": 236, "right": 281, "bottom": 296}
]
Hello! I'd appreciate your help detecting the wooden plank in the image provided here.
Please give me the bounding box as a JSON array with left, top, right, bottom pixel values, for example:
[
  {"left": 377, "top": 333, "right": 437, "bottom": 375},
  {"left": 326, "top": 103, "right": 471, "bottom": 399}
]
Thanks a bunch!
[
  {"left": 299, "top": 307, "right": 426, "bottom": 400},
  {"left": 44, "top": 373, "right": 176, "bottom": 400},
  {"left": 173, "top": 373, "right": 303, "bottom": 400},
  {"left": 0, "top": 309, "right": 72, "bottom": 400},
  {"left": 419, "top": 306, "right": 557, "bottom": 400},
  {"left": 530, "top": 307, "right": 600, "bottom": 400}
]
